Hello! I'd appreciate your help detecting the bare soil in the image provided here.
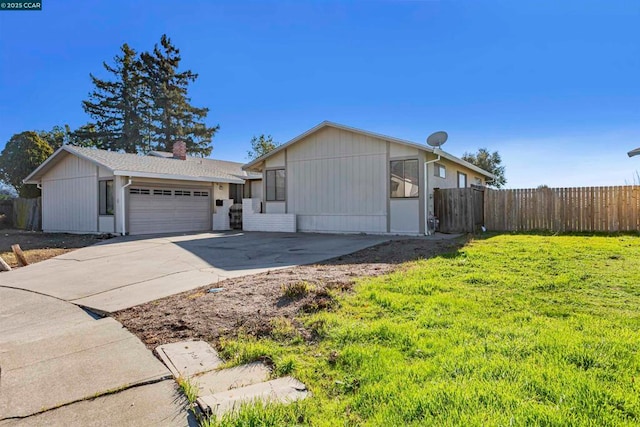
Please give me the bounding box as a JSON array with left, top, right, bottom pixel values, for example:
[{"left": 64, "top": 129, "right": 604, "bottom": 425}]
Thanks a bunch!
[
  {"left": 0, "top": 229, "right": 103, "bottom": 268},
  {"left": 115, "top": 237, "right": 465, "bottom": 350}
]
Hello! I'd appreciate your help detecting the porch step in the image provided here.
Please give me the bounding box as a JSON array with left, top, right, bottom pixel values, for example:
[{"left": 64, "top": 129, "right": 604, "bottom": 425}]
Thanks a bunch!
[
  {"left": 196, "top": 376, "right": 309, "bottom": 416},
  {"left": 155, "top": 340, "right": 224, "bottom": 378},
  {"left": 154, "top": 340, "right": 309, "bottom": 418},
  {"left": 195, "top": 361, "right": 271, "bottom": 396}
]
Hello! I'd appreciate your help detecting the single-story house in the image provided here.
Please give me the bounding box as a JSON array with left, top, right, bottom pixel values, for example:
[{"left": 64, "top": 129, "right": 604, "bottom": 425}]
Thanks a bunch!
[
  {"left": 242, "top": 121, "right": 495, "bottom": 235},
  {"left": 23, "top": 142, "right": 261, "bottom": 235},
  {"left": 25, "top": 121, "right": 494, "bottom": 236}
]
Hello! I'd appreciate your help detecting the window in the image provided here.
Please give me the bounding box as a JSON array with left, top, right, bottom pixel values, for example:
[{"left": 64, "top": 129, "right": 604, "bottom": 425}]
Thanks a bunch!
[
  {"left": 229, "top": 184, "right": 244, "bottom": 204},
  {"left": 193, "top": 191, "right": 209, "bottom": 197},
  {"left": 457, "top": 172, "right": 468, "bottom": 188},
  {"left": 390, "top": 159, "right": 419, "bottom": 198},
  {"left": 153, "top": 189, "right": 172, "bottom": 196},
  {"left": 266, "top": 169, "right": 285, "bottom": 201},
  {"left": 129, "top": 188, "right": 150, "bottom": 195},
  {"left": 99, "top": 180, "right": 114, "bottom": 215},
  {"left": 434, "top": 163, "right": 446, "bottom": 178},
  {"left": 474, "top": 177, "right": 483, "bottom": 185},
  {"left": 174, "top": 190, "right": 191, "bottom": 196}
]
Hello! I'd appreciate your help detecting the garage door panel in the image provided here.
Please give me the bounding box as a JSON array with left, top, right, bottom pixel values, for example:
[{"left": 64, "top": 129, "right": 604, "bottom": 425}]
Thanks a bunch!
[{"left": 128, "top": 187, "right": 211, "bottom": 235}]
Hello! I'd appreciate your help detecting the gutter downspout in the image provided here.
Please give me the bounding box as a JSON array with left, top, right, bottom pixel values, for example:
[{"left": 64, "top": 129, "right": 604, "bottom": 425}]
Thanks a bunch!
[
  {"left": 121, "top": 178, "right": 132, "bottom": 235},
  {"left": 424, "top": 149, "right": 441, "bottom": 236}
]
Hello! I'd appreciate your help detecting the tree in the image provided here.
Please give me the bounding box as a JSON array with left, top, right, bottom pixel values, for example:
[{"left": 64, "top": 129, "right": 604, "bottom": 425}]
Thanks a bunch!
[
  {"left": 82, "top": 43, "right": 146, "bottom": 153},
  {"left": 247, "top": 134, "right": 279, "bottom": 160},
  {"left": 68, "top": 123, "right": 111, "bottom": 149},
  {"left": 140, "top": 35, "right": 218, "bottom": 156},
  {"left": 0, "top": 132, "right": 53, "bottom": 198},
  {"left": 0, "top": 183, "right": 16, "bottom": 200},
  {"left": 38, "top": 125, "right": 71, "bottom": 150},
  {"left": 461, "top": 148, "right": 506, "bottom": 188}
]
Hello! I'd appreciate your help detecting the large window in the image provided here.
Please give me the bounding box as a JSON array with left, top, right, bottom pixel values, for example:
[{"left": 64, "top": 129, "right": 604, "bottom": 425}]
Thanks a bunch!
[
  {"left": 266, "top": 169, "right": 285, "bottom": 201},
  {"left": 99, "top": 180, "right": 114, "bottom": 215},
  {"left": 390, "top": 159, "right": 419, "bottom": 198},
  {"left": 457, "top": 172, "right": 468, "bottom": 188}
]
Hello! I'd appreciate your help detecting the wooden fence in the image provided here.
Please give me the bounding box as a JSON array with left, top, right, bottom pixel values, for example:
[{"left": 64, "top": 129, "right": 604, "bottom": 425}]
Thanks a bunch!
[
  {"left": 434, "top": 186, "right": 485, "bottom": 233},
  {"left": 0, "top": 199, "right": 12, "bottom": 228},
  {"left": 484, "top": 186, "right": 640, "bottom": 233},
  {"left": 12, "top": 197, "right": 41, "bottom": 231}
]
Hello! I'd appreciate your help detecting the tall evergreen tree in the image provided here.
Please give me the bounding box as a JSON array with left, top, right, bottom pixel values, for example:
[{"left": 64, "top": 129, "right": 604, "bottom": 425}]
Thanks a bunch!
[
  {"left": 140, "top": 35, "right": 218, "bottom": 156},
  {"left": 68, "top": 123, "right": 111, "bottom": 149},
  {"left": 81, "top": 44, "right": 146, "bottom": 153},
  {"left": 247, "top": 134, "right": 279, "bottom": 160}
]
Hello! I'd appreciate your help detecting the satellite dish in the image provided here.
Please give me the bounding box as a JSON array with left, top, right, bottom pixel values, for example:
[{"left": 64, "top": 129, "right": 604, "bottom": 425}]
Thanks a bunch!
[{"left": 427, "top": 131, "right": 448, "bottom": 148}]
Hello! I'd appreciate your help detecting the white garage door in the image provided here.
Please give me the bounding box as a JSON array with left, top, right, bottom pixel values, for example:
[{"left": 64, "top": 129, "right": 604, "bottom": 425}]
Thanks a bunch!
[{"left": 128, "top": 187, "right": 211, "bottom": 235}]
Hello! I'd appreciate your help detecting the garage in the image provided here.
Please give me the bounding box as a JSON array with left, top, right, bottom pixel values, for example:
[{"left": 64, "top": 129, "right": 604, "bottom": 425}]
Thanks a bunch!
[{"left": 128, "top": 187, "right": 211, "bottom": 235}]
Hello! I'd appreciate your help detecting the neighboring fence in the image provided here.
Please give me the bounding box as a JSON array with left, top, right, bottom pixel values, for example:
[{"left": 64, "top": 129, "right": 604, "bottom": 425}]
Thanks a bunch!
[
  {"left": 0, "top": 199, "right": 12, "bottom": 228},
  {"left": 484, "top": 186, "right": 640, "bottom": 233},
  {"left": 434, "top": 186, "right": 485, "bottom": 233},
  {"left": 12, "top": 197, "right": 41, "bottom": 231}
]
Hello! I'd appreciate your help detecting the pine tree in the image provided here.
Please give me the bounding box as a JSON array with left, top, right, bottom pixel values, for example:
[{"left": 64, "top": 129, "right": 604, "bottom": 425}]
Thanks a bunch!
[
  {"left": 81, "top": 44, "right": 146, "bottom": 153},
  {"left": 140, "top": 35, "right": 218, "bottom": 156},
  {"left": 247, "top": 134, "right": 279, "bottom": 160}
]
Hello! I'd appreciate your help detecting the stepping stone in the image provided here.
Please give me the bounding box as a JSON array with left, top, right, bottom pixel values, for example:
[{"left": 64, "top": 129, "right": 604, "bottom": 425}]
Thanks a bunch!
[
  {"left": 195, "top": 361, "right": 271, "bottom": 395},
  {"left": 197, "top": 376, "right": 309, "bottom": 416},
  {"left": 155, "top": 340, "right": 223, "bottom": 378}
]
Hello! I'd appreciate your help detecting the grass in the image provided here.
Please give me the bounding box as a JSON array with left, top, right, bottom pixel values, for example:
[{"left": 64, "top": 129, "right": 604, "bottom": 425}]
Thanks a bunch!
[
  {"left": 209, "top": 234, "right": 640, "bottom": 426},
  {"left": 282, "top": 281, "right": 314, "bottom": 298}
]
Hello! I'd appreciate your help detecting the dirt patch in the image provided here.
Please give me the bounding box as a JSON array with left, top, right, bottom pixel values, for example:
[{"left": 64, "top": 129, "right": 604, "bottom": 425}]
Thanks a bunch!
[
  {"left": 115, "top": 237, "right": 465, "bottom": 350},
  {"left": 0, "top": 229, "right": 104, "bottom": 268}
]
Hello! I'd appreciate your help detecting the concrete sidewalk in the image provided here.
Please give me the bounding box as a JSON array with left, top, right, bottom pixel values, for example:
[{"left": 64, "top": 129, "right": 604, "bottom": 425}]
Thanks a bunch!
[
  {"left": 0, "top": 231, "right": 387, "bottom": 313},
  {"left": 0, "top": 287, "right": 191, "bottom": 426}
]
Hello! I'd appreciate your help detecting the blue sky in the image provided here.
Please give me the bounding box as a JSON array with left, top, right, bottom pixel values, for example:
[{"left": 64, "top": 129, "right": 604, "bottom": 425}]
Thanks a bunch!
[{"left": 1, "top": 0, "right": 638, "bottom": 188}]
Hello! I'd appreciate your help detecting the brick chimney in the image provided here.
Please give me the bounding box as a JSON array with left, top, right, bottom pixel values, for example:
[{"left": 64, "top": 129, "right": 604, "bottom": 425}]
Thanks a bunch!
[{"left": 172, "top": 140, "right": 187, "bottom": 160}]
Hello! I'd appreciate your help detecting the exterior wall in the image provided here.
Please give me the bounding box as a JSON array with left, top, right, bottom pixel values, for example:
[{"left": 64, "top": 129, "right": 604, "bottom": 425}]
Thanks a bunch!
[
  {"left": 251, "top": 125, "right": 488, "bottom": 235},
  {"left": 98, "top": 166, "right": 113, "bottom": 178},
  {"left": 266, "top": 202, "right": 286, "bottom": 214},
  {"left": 212, "top": 199, "right": 232, "bottom": 230},
  {"left": 114, "top": 175, "right": 127, "bottom": 235},
  {"left": 251, "top": 180, "right": 263, "bottom": 200},
  {"left": 213, "top": 182, "right": 230, "bottom": 211},
  {"left": 265, "top": 151, "right": 285, "bottom": 168},
  {"left": 98, "top": 216, "right": 115, "bottom": 233},
  {"left": 42, "top": 154, "right": 99, "bottom": 233},
  {"left": 286, "top": 126, "right": 388, "bottom": 233},
  {"left": 390, "top": 144, "right": 419, "bottom": 158},
  {"left": 242, "top": 199, "right": 295, "bottom": 232},
  {"left": 390, "top": 199, "right": 420, "bottom": 234}
]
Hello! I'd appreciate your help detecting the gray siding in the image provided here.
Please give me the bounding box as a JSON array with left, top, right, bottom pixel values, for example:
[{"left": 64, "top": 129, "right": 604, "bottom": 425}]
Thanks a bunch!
[
  {"left": 286, "top": 127, "right": 387, "bottom": 233},
  {"left": 42, "top": 153, "right": 98, "bottom": 233}
]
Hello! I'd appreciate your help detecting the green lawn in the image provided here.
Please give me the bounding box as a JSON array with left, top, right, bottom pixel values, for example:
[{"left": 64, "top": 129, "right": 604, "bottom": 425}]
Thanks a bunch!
[{"left": 210, "top": 234, "right": 640, "bottom": 426}]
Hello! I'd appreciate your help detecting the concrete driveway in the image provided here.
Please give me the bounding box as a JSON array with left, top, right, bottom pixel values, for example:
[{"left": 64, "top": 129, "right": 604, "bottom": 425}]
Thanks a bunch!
[
  {"left": 0, "top": 286, "right": 191, "bottom": 425},
  {"left": 0, "top": 231, "right": 387, "bottom": 314}
]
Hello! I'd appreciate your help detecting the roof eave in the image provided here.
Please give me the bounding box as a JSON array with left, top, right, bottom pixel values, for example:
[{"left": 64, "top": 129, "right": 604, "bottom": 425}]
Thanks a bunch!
[{"left": 113, "top": 170, "right": 245, "bottom": 184}]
